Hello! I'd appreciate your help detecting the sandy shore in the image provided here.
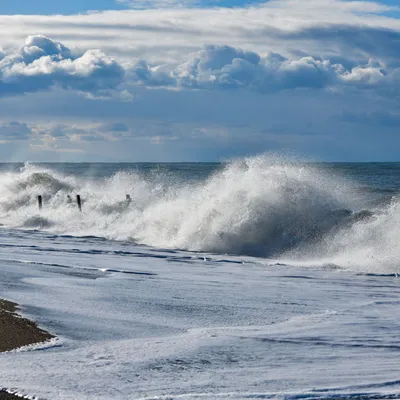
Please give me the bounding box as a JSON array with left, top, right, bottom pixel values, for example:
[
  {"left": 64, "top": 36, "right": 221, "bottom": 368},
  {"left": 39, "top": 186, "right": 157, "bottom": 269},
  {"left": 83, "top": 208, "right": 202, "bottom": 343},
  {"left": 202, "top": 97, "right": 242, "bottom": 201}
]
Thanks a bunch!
[
  {"left": 0, "top": 299, "right": 55, "bottom": 400},
  {"left": 0, "top": 299, "right": 54, "bottom": 352}
]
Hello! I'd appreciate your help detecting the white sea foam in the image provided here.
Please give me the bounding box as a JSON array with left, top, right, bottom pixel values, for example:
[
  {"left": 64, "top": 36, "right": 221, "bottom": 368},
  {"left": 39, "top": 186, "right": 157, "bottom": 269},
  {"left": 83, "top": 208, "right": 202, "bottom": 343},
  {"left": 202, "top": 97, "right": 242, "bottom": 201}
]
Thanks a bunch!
[{"left": 0, "top": 155, "right": 399, "bottom": 273}]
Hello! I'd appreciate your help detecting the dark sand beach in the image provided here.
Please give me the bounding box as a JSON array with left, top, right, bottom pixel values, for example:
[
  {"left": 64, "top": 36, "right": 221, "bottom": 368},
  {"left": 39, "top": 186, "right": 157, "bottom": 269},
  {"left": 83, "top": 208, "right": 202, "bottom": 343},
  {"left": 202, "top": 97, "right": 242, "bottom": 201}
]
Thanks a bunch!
[
  {"left": 0, "top": 299, "right": 55, "bottom": 400},
  {"left": 0, "top": 392, "right": 27, "bottom": 400}
]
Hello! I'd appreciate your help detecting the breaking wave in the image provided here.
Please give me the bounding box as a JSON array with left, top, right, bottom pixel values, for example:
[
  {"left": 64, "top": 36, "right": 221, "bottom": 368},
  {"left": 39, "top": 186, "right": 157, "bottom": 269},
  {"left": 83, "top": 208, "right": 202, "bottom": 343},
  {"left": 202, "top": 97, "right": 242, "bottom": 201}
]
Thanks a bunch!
[{"left": 0, "top": 156, "right": 399, "bottom": 273}]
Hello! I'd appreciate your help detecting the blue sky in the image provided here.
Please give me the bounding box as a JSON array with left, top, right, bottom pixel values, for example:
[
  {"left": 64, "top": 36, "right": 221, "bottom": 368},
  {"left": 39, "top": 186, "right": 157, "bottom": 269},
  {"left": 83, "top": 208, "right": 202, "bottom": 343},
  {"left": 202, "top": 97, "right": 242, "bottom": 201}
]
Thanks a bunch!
[
  {"left": 0, "top": 1, "right": 127, "bottom": 15},
  {"left": 4, "top": 0, "right": 398, "bottom": 14},
  {"left": 0, "top": 0, "right": 268, "bottom": 14},
  {"left": 0, "top": 0, "right": 399, "bottom": 162}
]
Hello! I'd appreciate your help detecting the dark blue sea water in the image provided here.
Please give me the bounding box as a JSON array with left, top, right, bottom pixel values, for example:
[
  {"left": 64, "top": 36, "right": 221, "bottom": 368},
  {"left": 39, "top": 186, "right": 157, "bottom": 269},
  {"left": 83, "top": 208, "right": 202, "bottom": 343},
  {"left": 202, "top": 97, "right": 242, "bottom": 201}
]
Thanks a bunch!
[{"left": 2, "top": 160, "right": 400, "bottom": 188}]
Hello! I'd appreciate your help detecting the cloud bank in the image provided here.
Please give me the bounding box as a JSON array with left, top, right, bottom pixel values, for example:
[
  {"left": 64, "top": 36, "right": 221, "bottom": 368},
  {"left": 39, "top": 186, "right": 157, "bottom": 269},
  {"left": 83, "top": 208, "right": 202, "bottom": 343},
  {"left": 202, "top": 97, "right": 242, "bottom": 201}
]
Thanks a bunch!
[
  {"left": 0, "top": 0, "right": 399, "bottom": 63},
  {"left": 1, "top": 36, "right": 399, "bottom": 100},
  {"left": 129, "top": 45, "right": 398, "bottom": 98}
]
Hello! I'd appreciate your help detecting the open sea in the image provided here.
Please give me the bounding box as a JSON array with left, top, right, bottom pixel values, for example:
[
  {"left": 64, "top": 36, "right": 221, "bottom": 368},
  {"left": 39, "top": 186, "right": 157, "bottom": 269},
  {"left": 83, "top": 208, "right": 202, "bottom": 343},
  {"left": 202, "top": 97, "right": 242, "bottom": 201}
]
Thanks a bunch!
[{"left": 1, "top": 155, "right": 400, "bottom": 400}]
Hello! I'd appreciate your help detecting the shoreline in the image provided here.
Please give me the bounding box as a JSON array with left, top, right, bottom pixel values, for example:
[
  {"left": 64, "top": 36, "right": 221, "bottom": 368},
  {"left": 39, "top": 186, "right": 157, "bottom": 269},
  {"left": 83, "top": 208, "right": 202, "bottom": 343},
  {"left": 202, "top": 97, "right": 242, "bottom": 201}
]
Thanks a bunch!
[{"left": 0, "top": 299, "right": 55, "bottom": 400}]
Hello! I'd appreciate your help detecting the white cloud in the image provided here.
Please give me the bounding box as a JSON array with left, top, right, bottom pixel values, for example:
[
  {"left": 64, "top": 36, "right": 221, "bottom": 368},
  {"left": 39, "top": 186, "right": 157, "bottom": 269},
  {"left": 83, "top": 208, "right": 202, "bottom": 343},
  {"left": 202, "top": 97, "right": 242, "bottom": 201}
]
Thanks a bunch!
[
  {"left": 0, "top": 0, "right": 398, "bottom": 64},
  {"left": 0, "top": 35, "right": 125, "bottom": 97},
  {"left": 128, "top": 44, "right": 400, "bottom": 98},
  {"left": 1, "top": 35, "right": 399, "bottom": 101}
]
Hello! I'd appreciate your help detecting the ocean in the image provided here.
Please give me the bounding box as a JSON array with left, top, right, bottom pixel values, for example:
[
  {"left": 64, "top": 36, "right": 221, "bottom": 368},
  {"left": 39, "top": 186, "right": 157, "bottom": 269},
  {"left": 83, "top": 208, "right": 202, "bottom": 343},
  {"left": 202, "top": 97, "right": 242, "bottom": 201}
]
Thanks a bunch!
[{"left": 1, "top": 155, "right": 400, "bottom": 399}]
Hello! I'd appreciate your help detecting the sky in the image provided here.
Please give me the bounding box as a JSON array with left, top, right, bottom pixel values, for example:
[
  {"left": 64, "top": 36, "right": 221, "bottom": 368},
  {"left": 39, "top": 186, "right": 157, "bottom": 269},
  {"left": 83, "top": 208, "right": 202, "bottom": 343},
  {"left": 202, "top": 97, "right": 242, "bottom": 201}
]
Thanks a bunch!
[{"left": 0, "top": 0, "right": 399, "bottom": 162}]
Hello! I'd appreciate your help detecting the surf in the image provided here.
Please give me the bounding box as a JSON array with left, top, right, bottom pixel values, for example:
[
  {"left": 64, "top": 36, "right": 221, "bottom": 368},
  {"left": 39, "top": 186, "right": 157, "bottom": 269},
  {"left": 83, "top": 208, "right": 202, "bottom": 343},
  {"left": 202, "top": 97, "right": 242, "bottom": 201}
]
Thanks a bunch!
[{"left": 0, "top": 155, "right": 399, "bottom": 273}]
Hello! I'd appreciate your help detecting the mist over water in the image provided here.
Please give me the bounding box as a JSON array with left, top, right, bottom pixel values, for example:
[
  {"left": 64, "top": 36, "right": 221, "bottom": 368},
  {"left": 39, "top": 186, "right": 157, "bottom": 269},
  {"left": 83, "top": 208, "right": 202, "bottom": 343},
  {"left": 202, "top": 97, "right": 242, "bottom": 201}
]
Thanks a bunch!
[{"left": 0, "top": 155, "right": 399, "bottom": 274}]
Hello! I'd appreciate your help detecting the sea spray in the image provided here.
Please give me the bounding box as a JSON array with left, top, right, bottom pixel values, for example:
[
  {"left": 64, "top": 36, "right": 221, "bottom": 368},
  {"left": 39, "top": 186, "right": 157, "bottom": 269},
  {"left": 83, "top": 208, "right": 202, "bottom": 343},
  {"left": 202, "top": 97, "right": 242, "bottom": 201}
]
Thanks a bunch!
[
  {"left": 0, "top": 155, "right": 399, "bottom": 273},
  {"left": 293, "top": 196, "right": 400, "bottom": 273}
]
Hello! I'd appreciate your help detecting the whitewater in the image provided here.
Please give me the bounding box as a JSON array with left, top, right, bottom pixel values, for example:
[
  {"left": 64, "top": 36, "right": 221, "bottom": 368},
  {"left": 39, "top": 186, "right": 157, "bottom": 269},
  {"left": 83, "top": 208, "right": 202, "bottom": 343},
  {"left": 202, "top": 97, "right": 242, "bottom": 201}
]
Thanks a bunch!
[{"left": 1, "top": 155, "right": 400, "bottom": 400}]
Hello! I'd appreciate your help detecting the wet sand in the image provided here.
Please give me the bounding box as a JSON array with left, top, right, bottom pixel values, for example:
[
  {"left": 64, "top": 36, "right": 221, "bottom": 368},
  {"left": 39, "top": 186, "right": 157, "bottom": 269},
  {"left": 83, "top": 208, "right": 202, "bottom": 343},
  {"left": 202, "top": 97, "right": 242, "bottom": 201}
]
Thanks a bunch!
[
  {"left": 0, "top": 299, "right": 54, "bottom": 352},
  {"left": 0, "top": 299, "right": 55, "bottom": 399}
]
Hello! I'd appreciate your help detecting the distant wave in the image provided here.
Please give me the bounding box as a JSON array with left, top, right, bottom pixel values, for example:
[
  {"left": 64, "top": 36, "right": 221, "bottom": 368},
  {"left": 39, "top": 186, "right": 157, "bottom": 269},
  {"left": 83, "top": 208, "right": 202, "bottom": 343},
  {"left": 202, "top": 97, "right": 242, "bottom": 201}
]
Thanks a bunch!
[{"left": 0, "top": 156, "right": 399, "bottom": 274}]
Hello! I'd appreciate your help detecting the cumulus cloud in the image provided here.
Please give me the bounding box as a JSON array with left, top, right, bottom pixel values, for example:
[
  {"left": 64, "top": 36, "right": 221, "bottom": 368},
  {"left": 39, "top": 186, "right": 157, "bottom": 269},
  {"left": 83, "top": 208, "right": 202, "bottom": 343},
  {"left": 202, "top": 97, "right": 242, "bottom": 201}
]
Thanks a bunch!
[
  {"left": 128, "top": 44, "right": 400, "bottom": 97},
  {"left": 0, "top": 35, "right": 125, "bottom": 97},
  {"left": 1, "top": 36, "right": 399, "bottom": 100}
]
